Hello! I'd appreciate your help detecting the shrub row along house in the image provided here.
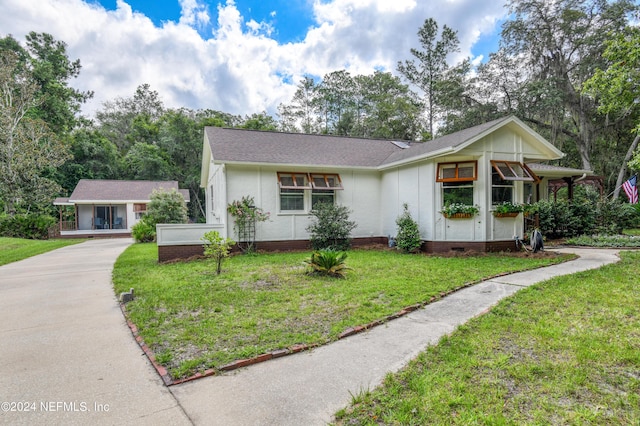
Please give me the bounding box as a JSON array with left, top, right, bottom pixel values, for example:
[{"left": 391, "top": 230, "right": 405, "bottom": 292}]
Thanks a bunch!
[{"left": 151, "top": 115, "right": 590, "bottom": 261}]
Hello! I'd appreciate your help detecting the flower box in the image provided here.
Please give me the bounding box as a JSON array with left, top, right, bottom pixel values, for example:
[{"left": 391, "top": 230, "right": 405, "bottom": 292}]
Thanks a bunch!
[
  {"left": 444, "top": 212, "right": 474, "bottom": 219},
  {"left": 493, "top": 212, "right": 520, "bottom": 218}
]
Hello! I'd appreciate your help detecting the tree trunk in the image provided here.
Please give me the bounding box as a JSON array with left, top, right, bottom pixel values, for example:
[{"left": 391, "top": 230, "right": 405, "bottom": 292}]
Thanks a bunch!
[{"left": 613, "top": 132, "right": 640, "bottom": 199}]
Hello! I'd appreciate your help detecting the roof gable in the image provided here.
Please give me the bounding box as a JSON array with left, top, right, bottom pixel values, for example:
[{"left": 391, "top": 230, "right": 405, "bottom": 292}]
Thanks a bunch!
[{"left": 68, "top": 180, "right": 189, "bottom": 202}]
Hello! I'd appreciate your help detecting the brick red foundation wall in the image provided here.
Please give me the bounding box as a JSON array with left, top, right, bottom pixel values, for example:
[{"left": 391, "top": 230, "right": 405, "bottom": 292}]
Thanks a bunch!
[
  {"left": 158, "top": 237, "right": 516, "bottom": 262},
  {"left": 422, "top": 240, "right": 517, "bottom": 253}
]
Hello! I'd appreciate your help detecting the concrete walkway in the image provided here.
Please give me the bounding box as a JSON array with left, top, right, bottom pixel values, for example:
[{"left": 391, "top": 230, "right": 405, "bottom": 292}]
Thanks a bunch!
[
  {"left": 0, "top": 244, "right": 620, "bottom": 426},
  {"left": 0, "top": 239, "right": 190, "bottom": 426}
]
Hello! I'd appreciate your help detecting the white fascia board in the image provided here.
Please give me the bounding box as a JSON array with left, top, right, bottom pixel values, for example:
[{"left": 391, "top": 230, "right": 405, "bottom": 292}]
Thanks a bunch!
[
  {"left": 200, "top": 135, "right": 213, "bottom": 188},
  {"left": 377, "top": 146, "right": 456, "bottom": 170},
  {"left": 68, "top": 200, "right": 149, "bottom": 204},
  {"left": 219, "top": 160, "right": 378, "bottom": 171}
]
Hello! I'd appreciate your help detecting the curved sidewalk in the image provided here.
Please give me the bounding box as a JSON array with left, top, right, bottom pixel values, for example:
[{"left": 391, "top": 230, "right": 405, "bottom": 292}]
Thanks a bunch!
[
  {"left": 0, "top": 239, "right": 191, "bottom": 426},
  {"left": 169, "top": 248, "right": 621, "bottom": 426}
]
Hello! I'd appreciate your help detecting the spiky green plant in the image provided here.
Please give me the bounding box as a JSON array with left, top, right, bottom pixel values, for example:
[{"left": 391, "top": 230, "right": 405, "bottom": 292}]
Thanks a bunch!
[{"left": 304, "top": 249, "right": 351, "bottom": 278}]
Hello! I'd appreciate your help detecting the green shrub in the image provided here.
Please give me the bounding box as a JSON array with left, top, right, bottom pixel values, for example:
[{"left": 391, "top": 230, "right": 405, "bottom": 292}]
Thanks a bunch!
[
  {"left": 395, "top": 203, "right": 422, "bottom": 253},
  {"left": 304, "top": 249, "right": 350, "bottom": 278},
  {"left": 306, "top": 202, "right": 357, "bottom": 251},
  {"left": 202, "top": 230, "right": 235, "bottom": 274},
  {"left": 131, "top": 218, "right": 156, "bottom": 243},
  {"left": 145, "top": 188, "right": 188, "bottom": 225},
  {"left": 0, "top": 214, "right": 56, "bottom": 239},
  {"left": 533, "top": 188, "right": 638, "bottom": 238}
]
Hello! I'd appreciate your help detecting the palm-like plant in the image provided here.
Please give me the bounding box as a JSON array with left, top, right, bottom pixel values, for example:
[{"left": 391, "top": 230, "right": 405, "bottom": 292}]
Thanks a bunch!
[{"left": 304, "top": 250, "right": 351, "bottom": 278}]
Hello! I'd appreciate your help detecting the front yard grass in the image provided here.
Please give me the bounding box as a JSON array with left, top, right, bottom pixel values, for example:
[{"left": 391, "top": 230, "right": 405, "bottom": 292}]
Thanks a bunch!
[
  {"left": 334, "top": 251, "right": 640, "bottom": 425},
  {"left": 113, "top": 244, "right": 571, "bottom": 379},
  {"left": 0, "top": 237, "right": 85, "bottom": 266}
]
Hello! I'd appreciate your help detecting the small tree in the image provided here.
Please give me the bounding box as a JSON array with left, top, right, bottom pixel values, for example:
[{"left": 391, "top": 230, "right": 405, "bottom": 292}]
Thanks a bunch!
[
  {"left": 395, "top": 203, "right": 422, "bottom": 253},
  {"left": 306, "top": 202, "right": 357, "bottom": 251},
  {"left": 202, "top": 230, "right": 235, "bottom": 275}
]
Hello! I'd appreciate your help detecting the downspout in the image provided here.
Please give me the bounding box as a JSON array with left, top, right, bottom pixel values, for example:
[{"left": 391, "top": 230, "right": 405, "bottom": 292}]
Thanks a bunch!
[{"left": 574, "top": 173, "right": 587, "bottom": 183}]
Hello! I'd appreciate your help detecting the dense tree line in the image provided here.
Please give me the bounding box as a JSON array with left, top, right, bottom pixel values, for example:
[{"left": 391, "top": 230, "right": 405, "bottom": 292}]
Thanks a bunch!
[{"left": 1, "top": 0, "right": 639, "bottom": 225}]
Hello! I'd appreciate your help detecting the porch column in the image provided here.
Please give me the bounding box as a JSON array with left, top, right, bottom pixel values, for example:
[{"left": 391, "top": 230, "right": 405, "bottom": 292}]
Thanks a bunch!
[{"left": 563, "top": 177, "right": 574, "bottom": 201}]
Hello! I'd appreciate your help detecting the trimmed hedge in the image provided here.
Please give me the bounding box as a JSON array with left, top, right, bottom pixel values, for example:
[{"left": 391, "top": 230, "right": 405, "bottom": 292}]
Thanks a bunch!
[{"left": 0, "top": 214, "right": 56, "bottom": 240}]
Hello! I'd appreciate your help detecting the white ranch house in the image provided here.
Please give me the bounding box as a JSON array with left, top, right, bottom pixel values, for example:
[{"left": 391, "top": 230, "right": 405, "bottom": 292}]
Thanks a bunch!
[
  {"left": 157, "top": 116, "right": 591, "bottom": 261},
  {"left": 54, "top": 179, "right": 189, "bottom": 238}
]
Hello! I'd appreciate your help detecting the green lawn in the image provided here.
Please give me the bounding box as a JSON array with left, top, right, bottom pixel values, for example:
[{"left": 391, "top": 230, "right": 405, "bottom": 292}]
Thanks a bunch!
[
  {"left": 0, "top": 237, "right": 85, "bottom": 266},
  {"left": 334, "top": 251, "right": 640, "bottom": 425},
  {"left": 113, "top": 244, "right": 571, "bottom": 379}
]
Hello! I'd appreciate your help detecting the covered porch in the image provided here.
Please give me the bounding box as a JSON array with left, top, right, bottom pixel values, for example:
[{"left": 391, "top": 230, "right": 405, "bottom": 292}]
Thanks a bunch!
[{"left": 53, "top": 198, "right": 132, "bottom": 237}]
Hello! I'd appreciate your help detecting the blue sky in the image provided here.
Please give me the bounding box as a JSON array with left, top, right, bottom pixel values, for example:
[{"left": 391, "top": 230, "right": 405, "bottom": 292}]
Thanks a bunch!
[
  {"left": 96, "top": 0, "right": 319, "bottom": 42},
  {"left": 2, "top": 0, "right": 507, "bottom": 117}
]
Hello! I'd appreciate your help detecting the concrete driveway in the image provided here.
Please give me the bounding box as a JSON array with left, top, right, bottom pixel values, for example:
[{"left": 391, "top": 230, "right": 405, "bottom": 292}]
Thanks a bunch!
[{"left": 0, "top": 239, "right": 190, "bottom": 425}]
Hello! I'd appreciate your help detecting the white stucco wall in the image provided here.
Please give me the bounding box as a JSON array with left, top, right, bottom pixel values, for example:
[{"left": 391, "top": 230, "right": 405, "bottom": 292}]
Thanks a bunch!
[
  {"left": 222, "top": 165, "right": 382, "bottom": 242},
  {"left": 157, "top": 223, "right": 226, "bottom": 246},
  {"left": 204, "top": 162, "right": 227, "bottom": 235},
  {"left": 380, "top": 162, "right": 437, "bottom": 241},
  {"left": 380, "top": 127, "right": 536, "bottom": 243}
]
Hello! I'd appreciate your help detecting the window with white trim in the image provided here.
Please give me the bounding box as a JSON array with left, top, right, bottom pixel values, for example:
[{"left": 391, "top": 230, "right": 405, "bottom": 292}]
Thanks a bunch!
[
  {"left": 490, "top": 161, "right": 539, "bottom": 205},
  {"left": 492, "top": 169, "right": 514, "bottom": 204},
  {"left": 443, "top": 182, "right": 474, "bottom": 206},
  {"left": 277, "top": 172, "right": 342, "bottom": 212},
  {"left": 437, "top": 161, "right": 476, "bottom": 207}
]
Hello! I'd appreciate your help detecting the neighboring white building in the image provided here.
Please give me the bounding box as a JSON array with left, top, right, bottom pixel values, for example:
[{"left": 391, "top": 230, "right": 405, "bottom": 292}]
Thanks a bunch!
[
  {"left": 54, "top": 179, "right": 189, "bottom": 237},
  {"left": 199, "top": 116, "right": 591, "bottom": 253}
]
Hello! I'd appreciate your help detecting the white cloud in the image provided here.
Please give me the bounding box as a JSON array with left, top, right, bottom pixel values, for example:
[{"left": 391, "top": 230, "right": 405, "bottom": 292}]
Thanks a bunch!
[{"left": 0, "top": 0, "right": 507, "bottom": 118}]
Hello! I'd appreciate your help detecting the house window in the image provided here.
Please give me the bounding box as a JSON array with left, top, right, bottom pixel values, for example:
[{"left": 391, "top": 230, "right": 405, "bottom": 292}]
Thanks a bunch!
[
  {"left": 310, "top": 173, "right": 343, "bottom": 190},
  {"left": 443, "top": 182, "right": 474, "bottom": 206},
  {"left": 134, "top": 203, "right": 147, "bottom": 220},
  {"left": 277, "top": 172, "right": 342, "bottom": 212},
  {"left": 277, "top": 172, "right": 310, "bottom": 211},
  {"left": 310, "top": 173, "right": 340, "bottom": 209},
  {"left": 312, "top": 189, "right": 335, "bottom": 208},
  {"left": 437, "top": 161, "right": 477, "bottom": 182},
  {"left": 492, "top": 168, "right": 514, "bottom": 204},
  {"left": 491, "top": 161, "right": 539, "bottom": 182},
  {"left": 490, "top": 161, "right": 539, "bottom": 205}
]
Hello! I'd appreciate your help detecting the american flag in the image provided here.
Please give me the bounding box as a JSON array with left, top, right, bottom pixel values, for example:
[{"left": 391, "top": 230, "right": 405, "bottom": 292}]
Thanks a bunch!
[{"left": 622, "top": 175, "right": 638, "bottom": 204}]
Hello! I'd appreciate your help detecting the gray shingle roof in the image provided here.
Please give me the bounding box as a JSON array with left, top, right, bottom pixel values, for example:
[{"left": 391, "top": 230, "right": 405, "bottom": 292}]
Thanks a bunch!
[
  {"left": 67, "top": 180, "right": 190, "bottom": 202},
  {"left": 205, "top": 116, "right": 516, "bottom": 169},
  {"left": 205, "top": 127, "right": 401, "bottom": 168}
]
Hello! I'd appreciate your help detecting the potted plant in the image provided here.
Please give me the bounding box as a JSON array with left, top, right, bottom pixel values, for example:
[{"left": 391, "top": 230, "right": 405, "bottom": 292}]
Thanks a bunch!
[
  {"left": 493, "top": 201, "right": 524, "bottom": 217},
  {"left": 440, "top": 203, "right": 479, "bottom": 218}
]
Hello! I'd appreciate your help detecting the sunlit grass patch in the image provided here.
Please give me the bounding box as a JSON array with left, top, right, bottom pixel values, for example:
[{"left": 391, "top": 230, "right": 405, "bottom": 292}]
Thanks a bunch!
[
  {"left": 113, "top": 243, "right": 570, "bottom": 379},
  {"left": 0, "top": 237, "right": 85, "bottom": 266}
]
